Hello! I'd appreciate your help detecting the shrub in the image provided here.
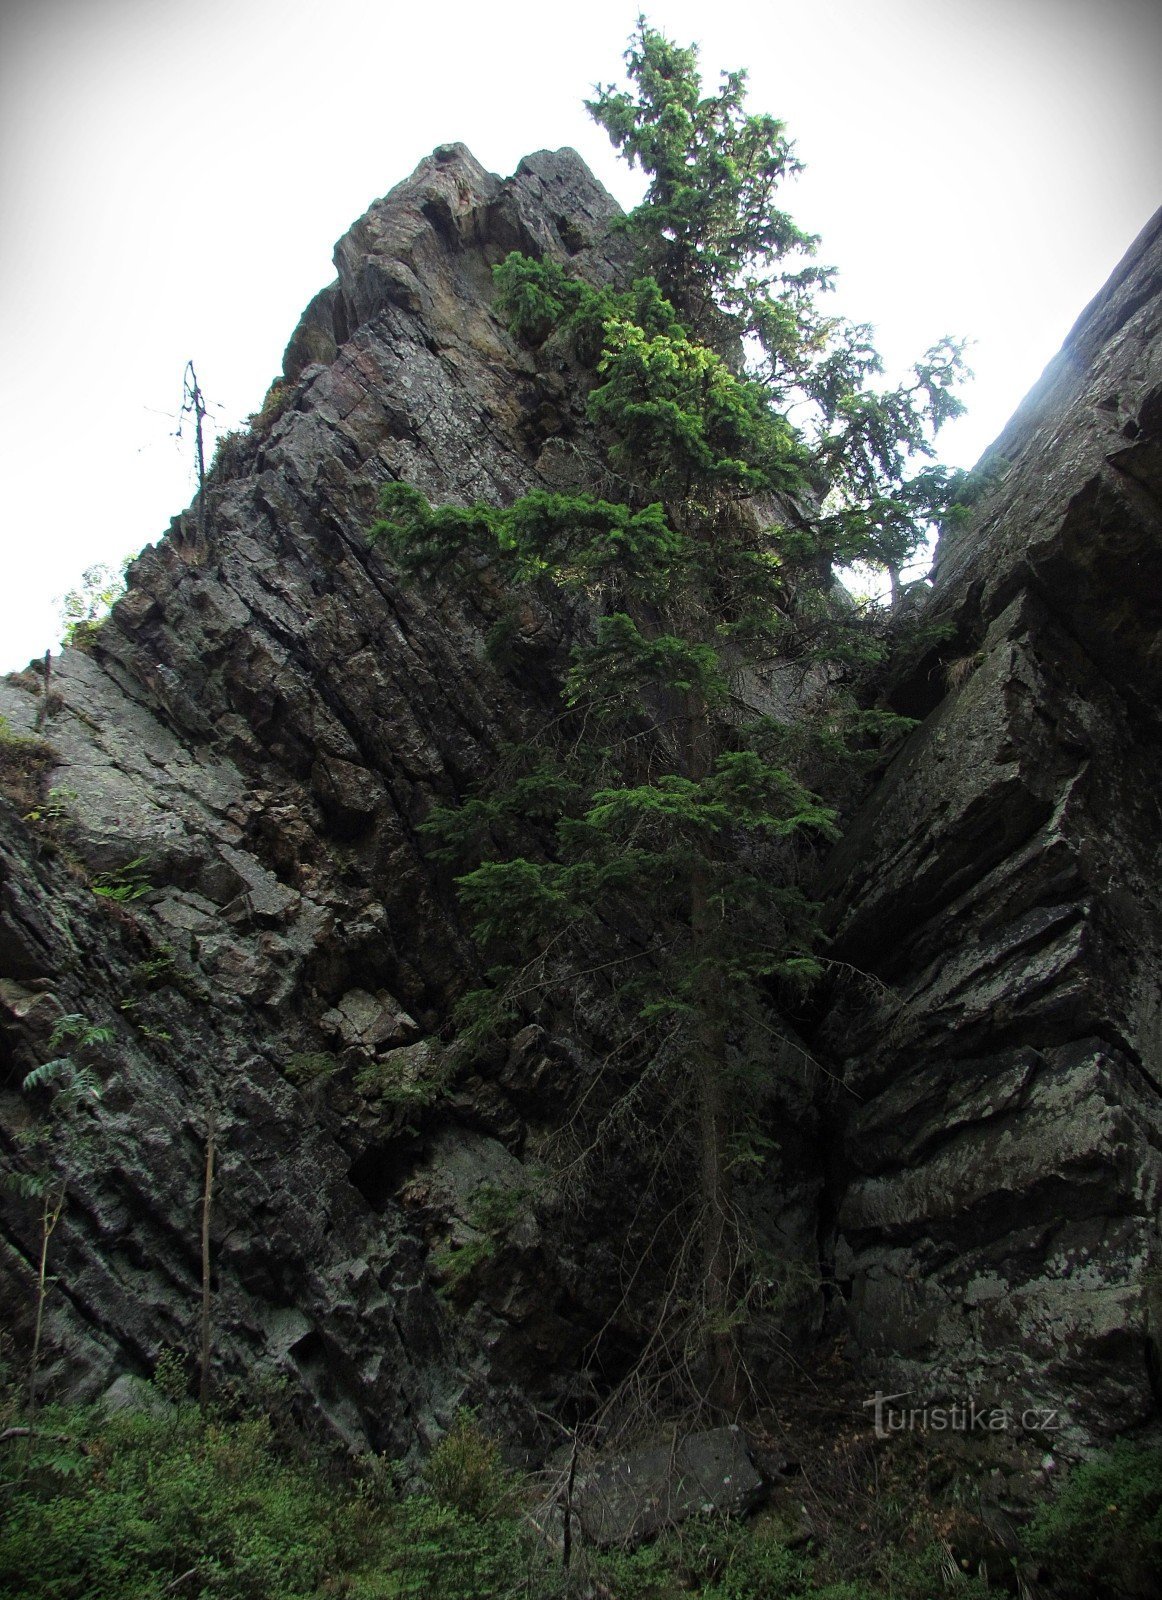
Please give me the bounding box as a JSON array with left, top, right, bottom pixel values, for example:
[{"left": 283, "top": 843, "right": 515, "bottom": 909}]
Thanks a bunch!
[
  {"left": 1024, "top": 1441, "right": 1162, "bottom": 1599},
  {"left": 0, "top": 1404, "right": 355, "bottom": 1600},
  {"left": 211, "top": 429, "right": 249, "bottom": 476},
  {"left": 379, "top": 1494, "right": 538, "bottom": 1600},
  {"left": 422, "top": 1407, "right": 520, "bottom": 1521},
  {"left": 670, "top": 1515, "right": 806, "bottom": 1599},
  {"left": 248, "top": 378, "right": 293, "bottom": 433}
]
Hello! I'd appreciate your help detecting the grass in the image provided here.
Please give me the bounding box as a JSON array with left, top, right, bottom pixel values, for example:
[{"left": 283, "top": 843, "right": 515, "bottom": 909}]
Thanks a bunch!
[{"left": 0, "top": 716, "right": 54, "bottom": 812}]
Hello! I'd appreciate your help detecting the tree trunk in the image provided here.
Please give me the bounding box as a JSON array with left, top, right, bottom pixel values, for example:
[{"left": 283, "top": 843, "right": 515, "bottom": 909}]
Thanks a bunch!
[
  {"left": 690, "top": 861, "right": 737, "bottom": 1412},
  {"left": 199, "top": 1110, "right": 216, "bottom": 1409},
  {"left": 27, "top": 1181, "right": 66, "bottom": 1419},
  {"left": 684, "top": 679, "right": 738, "bottom": 1413}
]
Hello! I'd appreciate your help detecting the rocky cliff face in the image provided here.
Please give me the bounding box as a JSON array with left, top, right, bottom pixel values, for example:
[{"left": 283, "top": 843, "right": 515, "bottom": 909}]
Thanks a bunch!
[
  {"left": 821, "top": 210, "right": 1162, "bottom": 1439},
  {"left": 0, "top": 144, "right": 1158, "bottom": 1454}
]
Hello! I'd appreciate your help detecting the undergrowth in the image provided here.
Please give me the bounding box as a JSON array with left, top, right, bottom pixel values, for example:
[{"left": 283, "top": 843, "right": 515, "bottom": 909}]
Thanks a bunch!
[
  {"left": 0, "top": 1378, "right": 1157, "bottom": 1599},
  {"left": 1024, "top": 1440, "right": 1162, "bottom": 1599}
]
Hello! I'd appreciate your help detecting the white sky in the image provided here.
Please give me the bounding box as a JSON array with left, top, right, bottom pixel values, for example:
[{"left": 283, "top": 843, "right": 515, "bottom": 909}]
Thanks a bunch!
[{"left": 1, "top": 0, "right": 1159, "bottom": 671}]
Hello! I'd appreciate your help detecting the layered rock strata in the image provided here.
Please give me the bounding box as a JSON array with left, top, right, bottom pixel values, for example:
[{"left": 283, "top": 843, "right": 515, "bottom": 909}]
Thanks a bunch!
[
  {"left": 0, "top": 142, "right": 1158, "bottom": 1452},
  {"left": 820, "top": 209, "right": 1162, "bottom": 1439},
  {"left": 0, "top": 144, "right": 634, "bottom": 1452}
]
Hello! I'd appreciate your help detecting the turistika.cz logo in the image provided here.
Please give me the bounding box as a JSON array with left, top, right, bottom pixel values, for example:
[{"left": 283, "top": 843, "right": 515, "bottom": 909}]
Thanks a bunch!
[{"left": 863, "top": 1391, "right": 1063, "bottom": 1439}]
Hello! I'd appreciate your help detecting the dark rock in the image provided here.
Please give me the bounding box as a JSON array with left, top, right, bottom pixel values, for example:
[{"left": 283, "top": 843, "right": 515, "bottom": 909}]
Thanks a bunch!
[
  {"left": 0, "top": 138, "right": 1158, "bottom": 1463},
  {"left": 818, "top": 208, "right": 1162, "bottom": 1444},
  {"left": 573, "top": 1426, "right": 765, "bottom": 1547}
]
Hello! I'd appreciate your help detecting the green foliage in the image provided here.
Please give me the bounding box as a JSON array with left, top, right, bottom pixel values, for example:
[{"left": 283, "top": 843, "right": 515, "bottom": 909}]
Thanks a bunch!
[
  {"left": 587, "top": 17, "right": 968, "bottom": 570},
  {"left": 380, "top": 1494, "right": 539, "bottom": 1599},
  {"left": 211, "top": 428, "right": 249, "bottom": 476},
  {"left": 430, "top": 727, "right": 833, "bottom": 1051},
  {"left": 422, "top": 1408, "right": 521, "bottom": 1520},
  {"left": 152, "top": 1347, "right": 191, "bottom": 1403},
  {"left": 0, "top": 1386, "right": 1115, "bottom": 1600},
  {"left": 369, "top": 19, "right": 970, "bottom": 1404},
  {"left": 589, "top": 315, "right": 805, "bottom": 498},
  {"left": 90, "top": 855, "right": 152, "bottom": 902},
  {"left": 435, "top": 1182, "right": 533, "bottom": 1290},
  {"left": 587, "top": 22, "right": 819, "bottom": 334},
  {"left": 432, "top": 1230, "right": 497, "bottom": 1290},
  {"left": 21, "top": 1017, "right": 109, "bottom": 1122},
  {"left": 23, "top": 784, "right": 77, "bottom": 829},
  {"left": 471, "top": 1180, "right": 532, "bottom": 1237},
  {"left": 130, "top": 947, "right": 176, "bottom": 988},
  {"left": 353, "top": 1043, "right": 452, "bottom": 1116},
  {"left": 283, "top": 1051, "right": 340, "bottom": 1091},
  {"left": 1024, "top": 1441, "right": 1162, "bottom": 1599},
  {"left": 60, "top": 561, "right": 127, "bottom": 649},
  {"left": 21, "top": 1056, "right": 103, "bottom": 1110},
  {"left": 372, "top": 484, "right": 688, "bottom": 606},
  {"left": 248, "top": 376, "right": 293, "bottom": 432},
  {"left": 578, "top": 1512, "right": 988, "bottom": 1600},
  {"left": 670, "top": 1514, "right": 808, "bottom": 1597},
  {"left": 0, "top": 1403, "right": 374, "bottom": 1600},
  {"left": 48, "top": 1014, "right": 113, "bottom": 1053},
  {"left": 494, "top": 253, "right": 679, "bottom": 363}
]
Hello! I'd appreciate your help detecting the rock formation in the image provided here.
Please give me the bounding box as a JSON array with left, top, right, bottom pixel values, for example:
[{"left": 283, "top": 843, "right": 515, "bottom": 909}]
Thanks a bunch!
[
  {"left": 1, "top": 142, "right": 1158, "bottom": 1456},
  {"left": 820, "top": 210, "right": 1162, "bottom": 1439}
]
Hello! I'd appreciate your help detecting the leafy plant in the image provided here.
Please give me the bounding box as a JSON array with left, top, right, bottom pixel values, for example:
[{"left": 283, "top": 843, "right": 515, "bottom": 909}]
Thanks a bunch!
[
  {"left": 90, "top": 855, "right": 152, "bottom": 902},
  {"left": 354, "top": 1042, "right": 451, "bottom": 1116},
  {"left": 1024, "top": 1441, "right": 1162, "bottom": 1598},
  {"left": 422, "top": 1407, "right": 522, "bottom": 1521},
  {"left": 284, "top": 1051, "right": 340, "bottom": 1091},
  {"left": 59, "top": 561, "right": 127, "bottom": 649},
  {"left": 130, "top": 946, "right": 177, "bottom": 987},
  {"left": 23, "top": 783, "right": 76, "bottom": 829},
  {"left": 9, "top": 1018, "right": 108, "bottom": 1413}
]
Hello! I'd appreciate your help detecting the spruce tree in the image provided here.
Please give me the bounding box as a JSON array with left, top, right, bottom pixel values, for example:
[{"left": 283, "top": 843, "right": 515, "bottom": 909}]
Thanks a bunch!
[{"left": 371, "top": 19, "right": 966, "bottom": 1414}]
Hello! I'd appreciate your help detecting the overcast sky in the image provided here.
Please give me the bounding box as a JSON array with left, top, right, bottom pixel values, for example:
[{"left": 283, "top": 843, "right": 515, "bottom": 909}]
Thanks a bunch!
[{"left": 1, "top": 0, "right": 1159, "bottom": 671}]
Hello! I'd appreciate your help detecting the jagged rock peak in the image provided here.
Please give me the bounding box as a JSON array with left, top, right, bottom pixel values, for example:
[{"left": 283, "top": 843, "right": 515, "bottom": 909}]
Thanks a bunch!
[
  {"left": 283, "top": 143, "right": 624, "bottom": 383},
  {"left": 0, "top": 145, "right": 635, "bottom": 1455}
]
